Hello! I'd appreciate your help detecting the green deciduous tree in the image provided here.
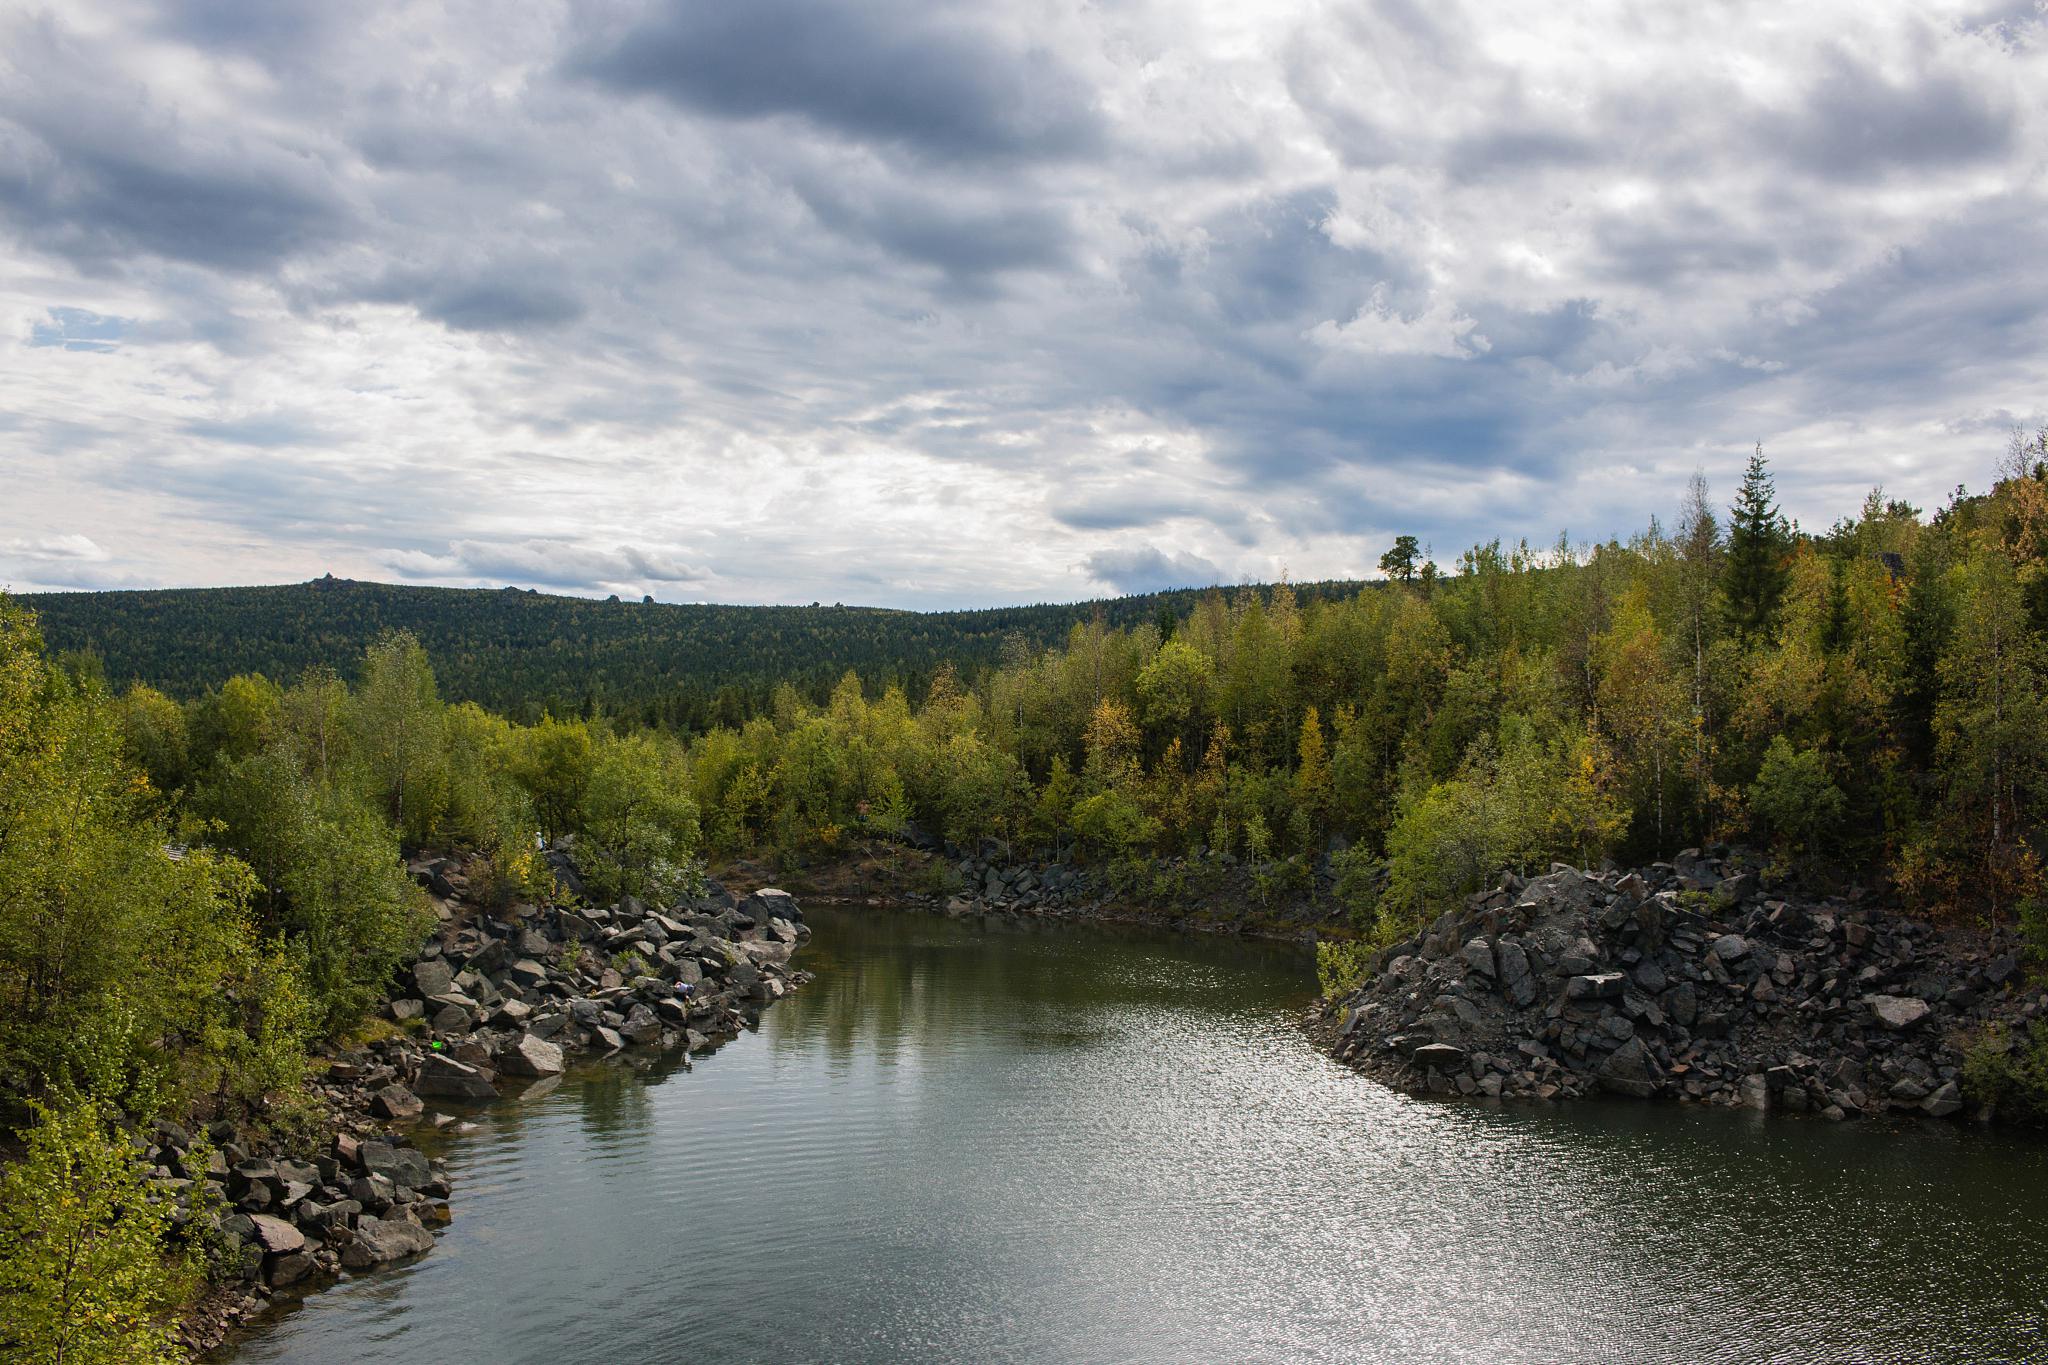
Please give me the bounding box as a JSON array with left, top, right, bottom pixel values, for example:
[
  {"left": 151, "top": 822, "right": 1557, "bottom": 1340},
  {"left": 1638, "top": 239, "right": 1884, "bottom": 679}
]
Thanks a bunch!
[
  {"left": 349, "top": 631, "right": 448, "bottom": 847},
  {"left": 1933, "top": 548, "right": 2048, "bottom": 912},
  {"left": 0, "top": 1093, "right": 196, "bottom": 1364}
]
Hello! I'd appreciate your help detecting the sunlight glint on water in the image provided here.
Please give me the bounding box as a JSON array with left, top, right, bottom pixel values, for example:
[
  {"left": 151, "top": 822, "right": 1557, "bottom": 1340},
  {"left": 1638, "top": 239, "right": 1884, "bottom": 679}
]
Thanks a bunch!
[{"left": 224, "top": 906, "right": 2048, "bottom": 1365}]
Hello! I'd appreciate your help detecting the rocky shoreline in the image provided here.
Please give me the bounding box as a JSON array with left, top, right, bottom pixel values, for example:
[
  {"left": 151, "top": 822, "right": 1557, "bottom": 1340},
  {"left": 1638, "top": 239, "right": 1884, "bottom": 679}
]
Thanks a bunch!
[
  {"left": 1311, "top": 849, "right": 2044, "bottom": 1122},
  {"left": 174, "top": 851, "right": 810, "bottom": 1356},
  {"left": 779, "top": 837, "right": 1348, "bottom": 942}
]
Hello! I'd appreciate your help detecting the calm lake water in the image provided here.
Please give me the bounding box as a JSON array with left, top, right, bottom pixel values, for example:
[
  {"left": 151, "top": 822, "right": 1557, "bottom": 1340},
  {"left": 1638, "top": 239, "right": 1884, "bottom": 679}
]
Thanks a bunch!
[{"left": 225, "top": 904, "right": 2048, "bottom": 1364}]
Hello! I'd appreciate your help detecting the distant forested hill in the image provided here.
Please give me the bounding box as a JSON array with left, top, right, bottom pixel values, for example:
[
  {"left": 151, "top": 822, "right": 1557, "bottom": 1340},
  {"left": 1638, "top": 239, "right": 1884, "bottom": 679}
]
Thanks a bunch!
[{"left": 21, "top": 576, "right": 1369, "bottom": 727}]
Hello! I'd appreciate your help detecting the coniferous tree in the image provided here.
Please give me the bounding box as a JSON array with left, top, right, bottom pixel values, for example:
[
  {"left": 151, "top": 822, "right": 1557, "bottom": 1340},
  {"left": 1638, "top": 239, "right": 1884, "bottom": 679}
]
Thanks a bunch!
[
  {"left": 1379, "top": 535, "right": 1420, "bottom": 583},
  {"left": 1724, "top": 447, "right": 1792, "bottom": 642}
]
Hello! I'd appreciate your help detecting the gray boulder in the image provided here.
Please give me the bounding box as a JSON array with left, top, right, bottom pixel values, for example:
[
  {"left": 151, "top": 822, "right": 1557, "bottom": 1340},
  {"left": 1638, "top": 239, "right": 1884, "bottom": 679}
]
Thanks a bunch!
[
  {"left": 413, "top": 1052, "right": 498, "bottom": 1101},
  {"left": 411, "top": 959, "right": 454, "bottom": 999},
  {"left": 1922, "top": 1081, "right": 1964, "bottom": 1117},
  {"left": 341, "top": 1217, "right": 435, "bottom": 1269},
  {"left": 1496, "top": 939, "right": 1537, "bottom": 1008},
  {"left": 369, "top": 1084, "right": 423, "bottom": 1122},
  {"left": 1867, "top": 995, "right": 1932, "bottom": 1031},
  {"left": 357, "top": 1141, "right": 432, "bottom": 1190},
  {"left": 1567, "top": 972, "right": 1626, "bottom": 1001},
  {"left": 247, "top": 1214, "right": 305, "bottom": 1255},
  {"left": 1598, "top": 1037, "right": 1662, "bottom": 1099},
  {"left": 497, "top": 1032, "right": 565, "bottom": 1078}
]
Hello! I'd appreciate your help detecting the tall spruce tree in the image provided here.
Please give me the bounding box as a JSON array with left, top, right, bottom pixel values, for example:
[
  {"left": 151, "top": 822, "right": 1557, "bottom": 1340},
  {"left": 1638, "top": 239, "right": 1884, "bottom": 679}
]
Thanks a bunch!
[{"left": 1724, "top": 446, "right": 1791, "bottom": 642}]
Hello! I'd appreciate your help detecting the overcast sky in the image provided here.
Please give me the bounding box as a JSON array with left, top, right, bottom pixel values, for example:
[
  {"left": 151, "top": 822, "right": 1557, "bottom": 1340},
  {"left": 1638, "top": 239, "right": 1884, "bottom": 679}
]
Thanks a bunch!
[{"left": 5, "top": 1, "right": 2047, "bottom": 607}]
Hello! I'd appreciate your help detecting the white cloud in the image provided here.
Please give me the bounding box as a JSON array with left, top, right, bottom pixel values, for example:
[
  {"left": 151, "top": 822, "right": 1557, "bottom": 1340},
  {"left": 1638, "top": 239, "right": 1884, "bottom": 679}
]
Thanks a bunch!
[
  {"left": 2, "top": 534, "right": 109, "bottom": 563},
  {"left": 1306, "top": 286, "right": 1491, "bottom": 360}
]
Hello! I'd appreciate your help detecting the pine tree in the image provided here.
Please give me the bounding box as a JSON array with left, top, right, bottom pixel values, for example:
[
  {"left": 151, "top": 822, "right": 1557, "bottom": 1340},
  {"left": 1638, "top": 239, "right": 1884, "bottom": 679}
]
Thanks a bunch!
[
  {"left": 1379, "top": 535, "right": 1420, "bottom": 583},
  {"left": 1724, "top": 447, "right": 1791, "bottom": 642}
]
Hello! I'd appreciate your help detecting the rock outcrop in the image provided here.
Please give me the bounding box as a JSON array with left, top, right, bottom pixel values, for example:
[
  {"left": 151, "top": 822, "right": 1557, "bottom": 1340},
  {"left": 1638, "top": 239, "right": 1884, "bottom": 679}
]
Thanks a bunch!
[{"left": 1317, "top": 850, "right": 2043, "bottom": 1121}]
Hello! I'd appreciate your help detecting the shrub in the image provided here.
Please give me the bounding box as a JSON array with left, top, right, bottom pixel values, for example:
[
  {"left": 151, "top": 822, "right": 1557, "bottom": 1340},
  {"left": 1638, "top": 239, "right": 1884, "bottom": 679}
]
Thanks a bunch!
[
  {"left": 0, "top": 1094, "right": 197, "bottom": 1364},
  {"left": 2020, "top": 898, "right": 2048, "bottom": 965},
  {"left": 1961, "top": 1022, "right": 2048, "bottom": 1126},
  {"left": 1330, "top": 844, "right": 1385, "bottom": 934},
  {"left": 1749, "top": 735, "right": 1848, "bottom": 856},
  {"left": 1316, "top": 940, "right": 1375, "bottom": 999}
]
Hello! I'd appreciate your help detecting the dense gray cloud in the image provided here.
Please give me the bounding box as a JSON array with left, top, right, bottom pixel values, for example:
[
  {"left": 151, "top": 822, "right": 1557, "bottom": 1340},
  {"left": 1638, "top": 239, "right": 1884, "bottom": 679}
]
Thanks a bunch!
[
  {"left": 4, "top": 1, "right": 2048, "bottom": 607},
  {"left": 1084, "top": 545, "right": 1226, "bottom": 595},
  {"left": 570, "top": 0, "right": 1104, "bottom": 161}
]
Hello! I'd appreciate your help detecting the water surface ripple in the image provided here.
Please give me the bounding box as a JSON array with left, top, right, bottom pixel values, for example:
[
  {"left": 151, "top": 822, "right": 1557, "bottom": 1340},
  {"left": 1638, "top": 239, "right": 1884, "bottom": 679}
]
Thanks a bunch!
[{"left": 226, "top": 906, "right": 2048, "bottom": 1364}]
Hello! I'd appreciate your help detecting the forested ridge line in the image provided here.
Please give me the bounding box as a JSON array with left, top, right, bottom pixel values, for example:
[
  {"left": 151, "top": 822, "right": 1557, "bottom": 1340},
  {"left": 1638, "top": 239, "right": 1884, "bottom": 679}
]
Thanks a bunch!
[{"left": 18, "top": 576, "right": 1371, "bottom": 729}]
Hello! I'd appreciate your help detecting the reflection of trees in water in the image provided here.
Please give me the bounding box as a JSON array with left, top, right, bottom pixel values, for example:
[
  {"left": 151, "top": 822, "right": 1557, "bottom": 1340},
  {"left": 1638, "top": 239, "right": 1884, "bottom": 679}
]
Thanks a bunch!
[
  {"left": 778, "top": 908, "right": 1315, "bottom": 1066},
  {"left": 574, "top": 1064, "right": 658, "bottom": 1142}
]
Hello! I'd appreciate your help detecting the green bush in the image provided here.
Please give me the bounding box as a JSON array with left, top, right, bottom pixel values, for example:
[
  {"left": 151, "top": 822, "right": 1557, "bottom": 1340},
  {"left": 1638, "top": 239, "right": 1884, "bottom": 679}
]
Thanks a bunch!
[
  {"left": 0, "top": 1094, "right": 197, "bottom": 1364},
  {"left": 2020, "top": 898, "right": 2048, "bottom": 965},
  {"left": 1315, "top": 940, "right": 1375, "bottom": 999},
  {"left": 1331, "top": 844, "right": 1385, "bottom": 934},
  {"left": 1750, "top": 735, "right": 1848, "bottom": 856},
  {"left": 1961, "top": 1022, "right": 2048, "bottom": 1126}
]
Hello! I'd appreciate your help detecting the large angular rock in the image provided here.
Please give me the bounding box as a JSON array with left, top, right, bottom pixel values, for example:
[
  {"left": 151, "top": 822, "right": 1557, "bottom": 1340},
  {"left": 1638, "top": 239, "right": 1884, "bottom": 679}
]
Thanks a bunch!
[
  {"left": 746, "top": 887, "right": 802, "bottom": 924},
  {"left": 1921, "top": 1081, "right": 1963, "bottom": 1118},
  {"left": 1867, "top": 995, "right": 1931, "bottom": 1031},
  {"left": 357, "top": 1141, "right": 432, "bottom": 1190},
  {"left": 1412, "top": 1043, "right": 1467, "bottom": 1072},
  {"left": 618, "top": 1005, "right": 663, "bottom": 1046},
  {"left": 1461, "top": 938, "right": 1496, "bottom": 979},
  {"left": 341, "top": 1217, "right": 435, "bottom": 1269},
  {"left": 1598, "top": 1037, "right": 1663, "bottom": 1099},
  {"left": 1567, "top": 972, "right": 1626, "bottom": 1001},
  {"left": 247, "top": 1213, "right": 305, "bottom": 1255},
  {"left": 369, "top": 1084, "right": 423, "bottom": 1122},
  {"left": 497, "top": 1032, "right": 564, "bottom": 1078},
  {"left": 1710, "top": 934, "right": 1750, "bottom": 964},
  {"left": 413, "top": 1052, "right": 498, "bottom": 1101},
  {"left": 1496, "top": 939, "right": 1537, "bottom": 1008},
  {"left": 411, "top": 958, "right": 454, "bottom": 1000},
  {"left": 267, "top": 1251, "right": 316, "bottom": 1286}
]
